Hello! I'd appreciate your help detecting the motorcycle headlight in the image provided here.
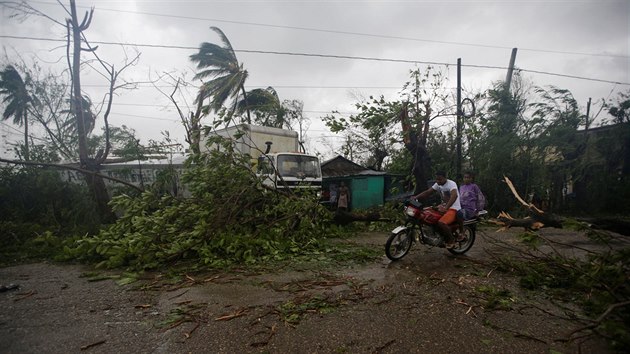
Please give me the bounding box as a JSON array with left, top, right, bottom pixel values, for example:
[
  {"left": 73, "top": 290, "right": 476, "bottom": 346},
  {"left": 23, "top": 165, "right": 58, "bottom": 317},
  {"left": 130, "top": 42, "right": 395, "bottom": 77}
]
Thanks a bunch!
[{"left": 405, "top": 207, "right": 416, "bottom": 217}]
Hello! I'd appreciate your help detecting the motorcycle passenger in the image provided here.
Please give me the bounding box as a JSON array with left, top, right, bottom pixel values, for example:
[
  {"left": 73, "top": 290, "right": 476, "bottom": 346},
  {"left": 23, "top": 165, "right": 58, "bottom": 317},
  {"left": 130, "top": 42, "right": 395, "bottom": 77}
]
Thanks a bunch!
[
  {"left": 457, "top": 171, "right": 486, "bottom": 235},
  {"left": 413, "top": 171, "right": 461, "bottom": 248}
]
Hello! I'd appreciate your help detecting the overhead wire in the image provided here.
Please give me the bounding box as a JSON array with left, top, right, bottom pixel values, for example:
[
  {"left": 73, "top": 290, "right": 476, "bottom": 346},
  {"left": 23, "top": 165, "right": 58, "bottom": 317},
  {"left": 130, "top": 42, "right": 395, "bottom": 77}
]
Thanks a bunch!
[
  {"left": 1, "top": 34, "right": 628, "bottom": 86},
  {"left": 24, "top": 0, "right": 630, "bottom": 60},
  {"left": 0, "top": 121, "right": 51, "bottom": 143}
]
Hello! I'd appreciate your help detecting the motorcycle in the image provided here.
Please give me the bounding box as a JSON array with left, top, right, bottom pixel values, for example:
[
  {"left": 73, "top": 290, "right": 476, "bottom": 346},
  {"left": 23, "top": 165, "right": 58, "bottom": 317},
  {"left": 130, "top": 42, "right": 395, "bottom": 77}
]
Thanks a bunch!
[{"left": 385, "top": 199, "right": 487, "bottom": 261}]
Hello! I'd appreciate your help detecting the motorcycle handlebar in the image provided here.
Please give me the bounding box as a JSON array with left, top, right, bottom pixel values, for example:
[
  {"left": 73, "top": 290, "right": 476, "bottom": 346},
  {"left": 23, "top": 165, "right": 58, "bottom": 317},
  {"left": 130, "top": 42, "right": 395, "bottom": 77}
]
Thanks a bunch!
[{"left": 404, "top": 198, "right": 423, "bottom": 208}]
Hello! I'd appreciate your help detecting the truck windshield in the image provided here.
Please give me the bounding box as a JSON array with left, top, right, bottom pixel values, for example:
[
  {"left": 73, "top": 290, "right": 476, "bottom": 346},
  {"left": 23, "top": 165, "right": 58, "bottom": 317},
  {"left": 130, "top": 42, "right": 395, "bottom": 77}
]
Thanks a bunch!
[{"left": 277, "top": 155, "right": 321, "bottom": 178}]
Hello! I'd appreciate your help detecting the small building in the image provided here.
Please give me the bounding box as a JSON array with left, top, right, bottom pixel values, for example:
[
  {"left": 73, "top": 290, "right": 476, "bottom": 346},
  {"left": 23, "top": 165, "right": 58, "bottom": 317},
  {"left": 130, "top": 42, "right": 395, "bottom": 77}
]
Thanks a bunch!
[{"left": 321, "top": 155, "right": 402, "bottom": 210}]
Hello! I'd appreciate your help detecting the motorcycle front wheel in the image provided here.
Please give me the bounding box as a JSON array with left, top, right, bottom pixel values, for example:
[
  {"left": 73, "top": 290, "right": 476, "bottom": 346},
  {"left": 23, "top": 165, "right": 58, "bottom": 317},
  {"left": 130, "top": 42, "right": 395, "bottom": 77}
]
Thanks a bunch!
[
  {"left": 448, "top": 225, "right": 476, "bottom": 255},
  {"left": 385, "top": 228, "right": 413, "bottom": 261}
]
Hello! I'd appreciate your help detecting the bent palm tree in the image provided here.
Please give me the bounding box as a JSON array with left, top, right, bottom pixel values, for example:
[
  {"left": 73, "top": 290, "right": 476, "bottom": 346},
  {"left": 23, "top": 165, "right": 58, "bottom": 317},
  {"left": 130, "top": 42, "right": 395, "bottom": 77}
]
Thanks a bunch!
[
  {"left": 61, "top": 95, "right": 97, "bottom": 135},
  {"left": 190, "top": 26, "right": 251, "bottom": 123},
  {"left": 0, "top": 65, "right": 34, "bottom": 160},
  {"left": 0, "top": 65, "right": 37, "bottom": 160},
  {"left": 236, "top": 86, "right": 286, "bottom": 128}
]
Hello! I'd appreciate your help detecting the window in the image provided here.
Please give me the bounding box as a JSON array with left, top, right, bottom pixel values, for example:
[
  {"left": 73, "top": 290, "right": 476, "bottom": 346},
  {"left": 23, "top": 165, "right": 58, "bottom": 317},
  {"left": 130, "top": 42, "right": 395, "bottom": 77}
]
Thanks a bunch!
[{"left": 276, "top": 155, "right": 321, "bottom": 178}]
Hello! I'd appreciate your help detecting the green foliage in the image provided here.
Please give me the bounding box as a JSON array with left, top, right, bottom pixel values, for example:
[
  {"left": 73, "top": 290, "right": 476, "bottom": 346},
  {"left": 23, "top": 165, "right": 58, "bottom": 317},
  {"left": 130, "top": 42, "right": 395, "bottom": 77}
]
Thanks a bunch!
[
  {"left": 0, "top": 166, "right": 101, "bottom": 228},
  {"left": 498, "top": 247, "right": 630, "bottom": 351},
  {"left": 322, "top": 66, "right": 450, "bottom": 176},
  {"left": 475, "top": 285, "right": 514, "bottom": 310},
  {"left": 235, "top": 87, "right": 306, "bottom": 130},
  {"left": 0, "top": 223, "right": 61, "bottom": 265},
  {"left": 468, "top": 81, "right": 530, "bottom": 213},
  {"left": 517, "top": 231, "right": 541, "bottom": 247},
  {"left": 0, "top": 64, "right": 40, "bottom": 160},
  {"left": 322, "top": 95, "right": 402, "bottom": 170},
  {"left": 64, "top": 146, "right": 341, "bottom": 270},
  {"left": 277, "top": 294, "right": 336, "bottom": 324},
  {"left": 190, "top": 26, "right": 250, "bottom": 122},
  {"left": 426, "top": 127, "right": 457, "bottom": 175},
  {"left": 605, "top": 91, "right": 630, "bottom": 125},
  {"left": 0, "top": 166, "right": 101, "bottom": 264}
]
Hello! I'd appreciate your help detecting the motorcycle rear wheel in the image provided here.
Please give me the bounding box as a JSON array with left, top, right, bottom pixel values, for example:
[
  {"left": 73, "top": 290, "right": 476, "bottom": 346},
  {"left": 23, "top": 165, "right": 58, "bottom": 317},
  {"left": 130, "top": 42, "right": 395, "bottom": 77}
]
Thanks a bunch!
[
  {"left": 385, "top": 228, "right": 413, "bottom": 261},
  {"left": 447, "top": 225, "right": 476, "bottom": 255}
]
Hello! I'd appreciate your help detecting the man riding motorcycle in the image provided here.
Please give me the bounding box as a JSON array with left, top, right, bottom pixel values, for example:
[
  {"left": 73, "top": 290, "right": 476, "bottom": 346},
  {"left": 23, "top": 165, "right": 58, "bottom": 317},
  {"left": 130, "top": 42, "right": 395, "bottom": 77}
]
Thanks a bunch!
[{"left": 412, "top": 171, "right": 461, "bottom": 248}]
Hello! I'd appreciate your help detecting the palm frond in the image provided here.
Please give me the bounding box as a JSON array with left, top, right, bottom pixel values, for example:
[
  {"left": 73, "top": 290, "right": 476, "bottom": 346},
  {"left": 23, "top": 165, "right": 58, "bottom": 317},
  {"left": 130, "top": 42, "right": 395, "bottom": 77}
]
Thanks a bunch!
[
  {"left": 209, "top": 26, "right": 238, "bottom": 63},
  {"left": 189, "top": 43, "right": 235, "bottom": 70},
  {"left": 190, "top": 27, "right": 249, "bottom": 120}
]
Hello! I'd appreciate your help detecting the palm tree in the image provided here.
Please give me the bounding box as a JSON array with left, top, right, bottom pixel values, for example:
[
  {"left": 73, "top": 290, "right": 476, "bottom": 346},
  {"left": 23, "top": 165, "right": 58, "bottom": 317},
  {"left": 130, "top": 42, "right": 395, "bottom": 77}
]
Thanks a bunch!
[
  {"left": 61, "top": 95, "right": 97, "bottom": 135},
  {"left": 0, "top": 65, "right": 37, "bottom": 160},
  {"left": 236, "top": 86, "right": 286, "bottom": 128},
  {"left": 190, "top": 27, "right": 251, "bottom": 123}
]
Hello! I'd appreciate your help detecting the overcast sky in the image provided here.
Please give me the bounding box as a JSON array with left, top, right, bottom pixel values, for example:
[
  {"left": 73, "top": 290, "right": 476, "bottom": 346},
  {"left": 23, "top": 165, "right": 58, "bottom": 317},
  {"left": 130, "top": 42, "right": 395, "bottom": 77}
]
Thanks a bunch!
[{"left": 1, "top": 0, "right": 629, "bottom": 160}]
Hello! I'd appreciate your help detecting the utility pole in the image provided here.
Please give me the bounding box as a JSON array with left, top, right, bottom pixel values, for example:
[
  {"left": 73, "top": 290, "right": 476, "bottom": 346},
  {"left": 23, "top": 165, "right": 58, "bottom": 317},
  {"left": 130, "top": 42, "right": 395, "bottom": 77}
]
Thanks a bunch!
[
  {"left": 456, "top": 58, "right": 462, "bottom": 179},
  {"left": 585, "top": 97, "right": 592, "bottom": 132},
  {"left": 505, "top": 48, "right": 518, "bottom": 92}
]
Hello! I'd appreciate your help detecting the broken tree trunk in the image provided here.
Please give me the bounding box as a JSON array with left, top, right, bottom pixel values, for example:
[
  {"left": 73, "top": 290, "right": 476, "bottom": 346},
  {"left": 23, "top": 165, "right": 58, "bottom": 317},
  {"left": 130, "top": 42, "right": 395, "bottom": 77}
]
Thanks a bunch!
[
  {"left": 493, "top": 211, "right": 546, "bottom": 231},
  {"left": 492, "top": 176, "right": 629, "bottom": 236},
  {"left": 490, "top": 176, "right": 564, "bottom": 231},
  {"left": 575, "top": 217, "right": 630, "bottom": 237}
]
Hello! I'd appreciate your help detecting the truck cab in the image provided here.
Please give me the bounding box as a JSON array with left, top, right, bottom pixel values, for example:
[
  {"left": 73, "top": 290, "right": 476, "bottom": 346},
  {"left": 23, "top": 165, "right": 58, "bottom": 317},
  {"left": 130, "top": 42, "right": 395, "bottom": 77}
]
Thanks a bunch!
[{"left": 257, "top": 152, "right": 322, "bottom": 193}]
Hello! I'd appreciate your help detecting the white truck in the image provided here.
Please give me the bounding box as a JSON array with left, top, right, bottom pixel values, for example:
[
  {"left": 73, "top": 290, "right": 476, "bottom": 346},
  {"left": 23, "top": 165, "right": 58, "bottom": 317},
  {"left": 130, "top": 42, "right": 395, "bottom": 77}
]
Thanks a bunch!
[{"left": 201, "top": 124, "right": 322, "bottom": 193}]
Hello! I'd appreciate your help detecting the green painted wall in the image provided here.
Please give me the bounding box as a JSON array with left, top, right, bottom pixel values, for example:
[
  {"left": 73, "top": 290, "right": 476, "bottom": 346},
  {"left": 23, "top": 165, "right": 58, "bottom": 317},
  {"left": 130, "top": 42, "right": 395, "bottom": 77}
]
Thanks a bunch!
[{"left": 350, "top": 176, "right": 384, "bottom": 209}]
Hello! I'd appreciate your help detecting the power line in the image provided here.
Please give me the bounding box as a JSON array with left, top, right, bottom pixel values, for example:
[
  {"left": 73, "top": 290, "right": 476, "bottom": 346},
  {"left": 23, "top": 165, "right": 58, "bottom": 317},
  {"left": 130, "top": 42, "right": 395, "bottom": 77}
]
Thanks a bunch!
[
  {"left": 111, "top": 108, "right": 355, "bottom": 122},
  {"left": 0, "top": 121, "right": 25, "bottom": 136},
  {"left": 26, "top": 0, "right": 629, "bottom": 60},
  {"left": 112, "top": 112, "right": 181, "bottom": 122},
  {"left": 0, "top": 121, "right": 51, "bottom": 143},
  {"left": 2, "top": 34, "right": 628, "bottom": 86},
  {"left": 82, "top": 83, "right": 414, "bottom": 90}
]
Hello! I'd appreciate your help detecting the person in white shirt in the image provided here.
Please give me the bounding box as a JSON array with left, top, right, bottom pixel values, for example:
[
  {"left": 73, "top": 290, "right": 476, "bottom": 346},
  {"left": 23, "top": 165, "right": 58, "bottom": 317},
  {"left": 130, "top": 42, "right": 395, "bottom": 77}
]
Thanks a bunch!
[{"left": 413, "top": 171, "right": 461, "bottom": 248}]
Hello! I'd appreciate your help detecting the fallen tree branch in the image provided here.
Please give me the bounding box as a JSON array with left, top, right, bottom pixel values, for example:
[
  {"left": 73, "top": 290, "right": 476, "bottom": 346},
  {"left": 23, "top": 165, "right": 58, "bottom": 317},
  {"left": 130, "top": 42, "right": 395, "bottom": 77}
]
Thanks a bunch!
[
  {"left": 493, "top": 176, "right": 563, "bottom": 230},
  {"left": 214, "top": 308, "right": 247, "bottom": 321},
  {"left": 565, "top": 300, "right": 630, "bottom": 339},
  {"left": 80, "top": 340, "right": 106, "bottom": 351},
  {"left": 503, "top": 176, "right": 544, "bottom": 213}
]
